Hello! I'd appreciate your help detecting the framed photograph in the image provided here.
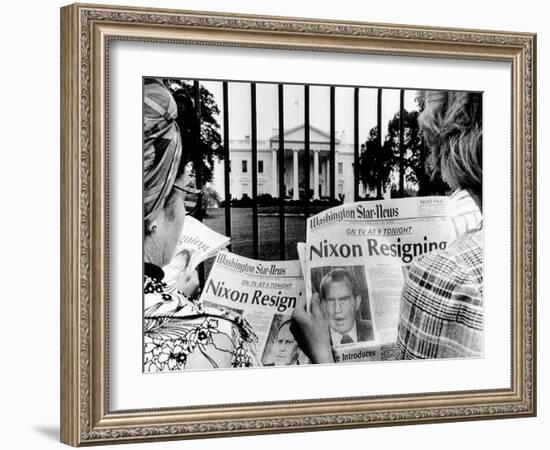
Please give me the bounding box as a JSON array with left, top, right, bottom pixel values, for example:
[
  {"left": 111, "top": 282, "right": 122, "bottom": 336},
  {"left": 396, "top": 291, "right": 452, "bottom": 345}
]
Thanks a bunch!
[{"left": 60, "top": 3, "right": 536, "bottom": 446}]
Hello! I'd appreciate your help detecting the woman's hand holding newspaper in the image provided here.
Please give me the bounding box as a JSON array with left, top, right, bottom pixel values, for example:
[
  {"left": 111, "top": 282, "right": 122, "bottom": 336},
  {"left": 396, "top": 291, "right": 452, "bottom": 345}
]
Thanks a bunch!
[
  {"left": 173, "top": 250, "right": 200, "bottom": 297},
  {"left": 291, "top": 293, "right": 334, "bottom": 364}
]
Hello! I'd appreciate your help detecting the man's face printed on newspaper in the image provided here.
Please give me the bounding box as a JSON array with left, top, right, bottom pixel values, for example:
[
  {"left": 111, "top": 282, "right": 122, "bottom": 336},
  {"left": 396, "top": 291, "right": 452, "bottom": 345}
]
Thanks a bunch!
[{"left": 321, "top": 280, "right": 361, "bottom": 335}]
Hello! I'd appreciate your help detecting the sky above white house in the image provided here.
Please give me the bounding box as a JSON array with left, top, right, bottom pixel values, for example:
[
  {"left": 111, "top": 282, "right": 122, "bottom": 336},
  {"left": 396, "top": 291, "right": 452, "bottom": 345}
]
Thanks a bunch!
[{"left": 200, "top": 80, "right": 419, "bottom": 145}]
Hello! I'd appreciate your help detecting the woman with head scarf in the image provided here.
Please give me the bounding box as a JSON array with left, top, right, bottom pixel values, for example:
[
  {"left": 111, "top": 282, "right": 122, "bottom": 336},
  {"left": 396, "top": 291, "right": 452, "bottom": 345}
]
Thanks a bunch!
[
  {"left": 142, "top": 79, "right": 257, "bottom": 371},
  {"left": 291, "top": 90, "right": 483, "bottom": 362}
]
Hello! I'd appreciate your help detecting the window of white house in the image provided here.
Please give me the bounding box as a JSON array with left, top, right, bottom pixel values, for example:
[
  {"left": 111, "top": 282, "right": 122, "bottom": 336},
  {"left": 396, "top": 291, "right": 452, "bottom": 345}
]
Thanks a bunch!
[
  {"left": 258, "top": 160, "right": 264, "bottom": 173},
  {"left": 242, "top": 160, "right": 248, "bottom": 173},
  {"left": 338, "top": 162, "right": 343, "bottom": 175}
]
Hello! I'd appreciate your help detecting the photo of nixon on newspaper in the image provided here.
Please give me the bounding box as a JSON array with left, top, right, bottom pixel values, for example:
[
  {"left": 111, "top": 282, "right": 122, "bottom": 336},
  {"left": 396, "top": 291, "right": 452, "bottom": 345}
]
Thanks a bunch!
[
  {"left": 302, "top": 197, "right": 455, "bottom": 363},
  {"left": 143, "top": 76, "right": 483, "bottom": 372},
  {"left": 309, "top": 265, "right": 376, "bottom": 362}
]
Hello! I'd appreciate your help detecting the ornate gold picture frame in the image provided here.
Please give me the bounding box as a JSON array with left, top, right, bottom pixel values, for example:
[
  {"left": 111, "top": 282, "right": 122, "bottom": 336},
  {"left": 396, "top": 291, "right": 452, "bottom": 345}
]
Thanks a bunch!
[{"left": 60, "top": 3, "right": 536, "bottom": 446}]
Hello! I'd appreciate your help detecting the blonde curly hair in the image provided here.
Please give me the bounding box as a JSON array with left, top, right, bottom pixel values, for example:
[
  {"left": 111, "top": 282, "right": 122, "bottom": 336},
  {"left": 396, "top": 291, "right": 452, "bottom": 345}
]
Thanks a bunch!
[{"left": 418, "top": 91, "right": 482, "bottom": 200}]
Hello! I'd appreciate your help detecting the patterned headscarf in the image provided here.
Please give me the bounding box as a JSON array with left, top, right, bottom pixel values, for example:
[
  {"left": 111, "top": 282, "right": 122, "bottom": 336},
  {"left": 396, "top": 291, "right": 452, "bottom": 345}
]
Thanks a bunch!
[{"left": 144, "top": 78, "right": 183, "bottom": 221}]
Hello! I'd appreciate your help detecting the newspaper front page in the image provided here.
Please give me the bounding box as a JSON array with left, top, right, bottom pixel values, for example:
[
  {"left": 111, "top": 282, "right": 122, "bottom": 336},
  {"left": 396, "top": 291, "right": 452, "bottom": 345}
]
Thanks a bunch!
[
  {"left": 163, "top": 216, "right": 231, "bottom": 287},
  {"left": 198, "top": 250, "right": 308, "bottom": 367},
  {"left": 303, "top": 197, "right": 452, "bottom": 363}
]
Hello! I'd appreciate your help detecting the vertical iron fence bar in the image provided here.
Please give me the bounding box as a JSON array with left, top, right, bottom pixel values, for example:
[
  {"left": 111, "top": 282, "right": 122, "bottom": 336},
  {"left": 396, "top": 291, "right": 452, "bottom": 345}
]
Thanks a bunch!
[
  {"left": 193, "top": 80, "right": 202, "bottom": 211},
  {"left": 330, "top": 86, "right": 336, "bottom": 201},
  {"left": 354, "top": 87, "right": 360, "bottom": 202},
  {"left": 304, "top": 85, "right": 310, "bottom": 226},
  {"left": 222, "top": 82, "right": 232, "bottom": 251},
  {"left": 193, "top": 80, "right": 205, "bottom": 284},
  {"left": 250, "top": 83, "right": 259, "bottom": 259},
  {"left": 399, "top": 89, "right": 405, "bottom": 197},
  {"left": 278, "top": 84, "right": 286, "bottom": 259},
  {"left": 376, "top": 88, "right": 383, "bottom": 199},
  {"left": 420, "top": 136, "right": 426, "bottom": 194}
]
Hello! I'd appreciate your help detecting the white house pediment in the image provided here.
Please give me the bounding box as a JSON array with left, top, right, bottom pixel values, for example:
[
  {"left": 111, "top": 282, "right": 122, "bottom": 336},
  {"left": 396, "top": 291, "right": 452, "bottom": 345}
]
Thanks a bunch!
[{"left": 269, "top": 123, "right": 340, "bottom": 145}]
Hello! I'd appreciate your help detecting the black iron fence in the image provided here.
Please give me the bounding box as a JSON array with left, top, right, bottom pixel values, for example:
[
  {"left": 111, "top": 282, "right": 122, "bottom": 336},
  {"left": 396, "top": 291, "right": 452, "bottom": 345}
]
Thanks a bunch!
[{"left": 186, "top": 80, "right": 415, "bottom": 270}]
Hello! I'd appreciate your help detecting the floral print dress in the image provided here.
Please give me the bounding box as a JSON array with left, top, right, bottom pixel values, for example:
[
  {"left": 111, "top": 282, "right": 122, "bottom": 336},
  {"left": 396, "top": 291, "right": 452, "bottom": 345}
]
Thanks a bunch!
[{"left": 143, "top": 263, "right": 258, "bottom": 372}]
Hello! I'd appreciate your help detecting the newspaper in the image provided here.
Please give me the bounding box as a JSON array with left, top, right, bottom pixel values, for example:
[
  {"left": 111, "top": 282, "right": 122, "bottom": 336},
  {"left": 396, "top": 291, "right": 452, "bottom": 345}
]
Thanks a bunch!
[
  {"left": 163, "top": 216, "right": 230, "bottom": 286},
  {"left": 302, "top": 197, "right": 453, "bottom": 363},
  {"left": 198, "top": 250, "right": 308, "bottom": 367}
]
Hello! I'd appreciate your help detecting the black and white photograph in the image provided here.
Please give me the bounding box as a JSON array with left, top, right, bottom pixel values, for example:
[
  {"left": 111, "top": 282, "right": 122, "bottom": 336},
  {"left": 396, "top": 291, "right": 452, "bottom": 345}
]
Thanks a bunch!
[{"left": 142, "top": 75, "right": 483, "bottom": 371}]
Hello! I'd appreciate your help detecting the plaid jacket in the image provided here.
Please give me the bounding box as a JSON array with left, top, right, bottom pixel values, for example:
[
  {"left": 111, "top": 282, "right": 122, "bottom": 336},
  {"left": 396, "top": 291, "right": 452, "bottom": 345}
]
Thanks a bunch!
[{"left": 397, "top": 226, "right": 483, "bottom": 359}]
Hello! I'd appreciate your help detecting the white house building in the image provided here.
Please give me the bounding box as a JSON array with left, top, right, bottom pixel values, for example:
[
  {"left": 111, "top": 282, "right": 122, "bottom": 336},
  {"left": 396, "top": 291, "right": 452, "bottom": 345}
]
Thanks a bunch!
[{"left": 211, "top": 124, "right": 364, "bottom": 202}]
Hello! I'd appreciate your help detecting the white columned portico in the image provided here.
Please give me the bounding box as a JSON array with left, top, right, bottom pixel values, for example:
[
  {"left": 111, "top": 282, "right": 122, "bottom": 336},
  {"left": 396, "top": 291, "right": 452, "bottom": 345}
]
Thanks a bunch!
[
  {"left": 292, "top": 149, "right": 299, "bottom": 200},
  {"left": 313, "top": 149, "right": 320, "bottom": 200},
  {"left": 271, "top": 149, "right": 278, "bottom": 196}
]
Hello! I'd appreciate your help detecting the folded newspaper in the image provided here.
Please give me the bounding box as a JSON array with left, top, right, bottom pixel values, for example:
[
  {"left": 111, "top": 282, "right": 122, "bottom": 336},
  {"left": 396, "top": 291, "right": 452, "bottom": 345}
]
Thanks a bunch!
[
  {"left": 198, "top": 250, "right": 309, "bottom": 367},
  {"left": 163, "top": 216, "right": 231, "bottom": 287},
  {"left": 300, "top": 196, "right": 454, "bottom": 363}
]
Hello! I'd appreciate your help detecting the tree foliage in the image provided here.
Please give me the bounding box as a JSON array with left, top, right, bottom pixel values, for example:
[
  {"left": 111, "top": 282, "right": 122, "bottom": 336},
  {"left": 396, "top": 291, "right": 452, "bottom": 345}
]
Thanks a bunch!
[
  {"left": 165, "top": 79, "right": 224, "bottom": 186},
  {"left": 357, "top": 126, "right": 394, "bottom": 198},
  {"left": 359, "top": 98, "right": 449, "bottom": 197}
]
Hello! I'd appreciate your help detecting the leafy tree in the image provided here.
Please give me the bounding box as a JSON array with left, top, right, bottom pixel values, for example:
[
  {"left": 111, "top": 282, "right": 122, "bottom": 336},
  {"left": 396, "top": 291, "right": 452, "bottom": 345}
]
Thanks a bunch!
[
  {"left": 359, "top": 96, "right": 449, "bottom": 198},
  {"left": 384, "top": 109, "right": 449, "bottom": 196},
  {"left": 358, "top": 126, "right": 394, "bottom": 199},
  {"left": 200, "top": 185, "right": 222, "bottom": 216},
  {"left": 164, "top": 79, "right": 224, "bottom": 186}
]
